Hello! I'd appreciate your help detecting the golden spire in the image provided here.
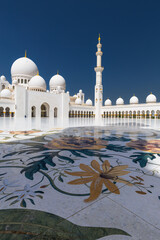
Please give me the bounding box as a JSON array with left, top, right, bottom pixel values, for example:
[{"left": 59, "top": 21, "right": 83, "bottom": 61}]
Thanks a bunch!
[
  {"left": 57, "top": 70, "right": 59, "bottom": 75},
  {"left": 37, "top": 70, "right": 39, "bottom": 75},
  {"left": 25, "top": 50, "right": 27, "bottom": 58},
  {"left": 98, "top": 34, "right": 101, "bottom": 43}
]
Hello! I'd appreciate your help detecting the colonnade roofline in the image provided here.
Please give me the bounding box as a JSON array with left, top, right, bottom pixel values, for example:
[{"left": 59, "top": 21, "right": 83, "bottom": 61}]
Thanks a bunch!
[
  {"left": 102, "top": 103, "right": 160, "bottom": 108},
  {"left": 69, "top": 107, "right": 95, "bottom": 111}
]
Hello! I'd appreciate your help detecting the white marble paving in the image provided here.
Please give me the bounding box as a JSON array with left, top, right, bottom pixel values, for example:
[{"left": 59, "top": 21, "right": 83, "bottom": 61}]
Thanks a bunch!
[
  {"left": 67, "top": 195, "right": 160, "bottom": 240},
  {"left": 0, "top": 121, "right": 160, "bottom": 239},
  {"left": 107, "top": 174, "right": 160, "bottom": 230}
]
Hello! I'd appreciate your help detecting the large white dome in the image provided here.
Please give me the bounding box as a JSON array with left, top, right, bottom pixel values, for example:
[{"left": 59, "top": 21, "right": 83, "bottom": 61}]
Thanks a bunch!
[
  {"left": 86, "top": 99, "right": 92, "bottom": 106},
  {"left": 146, "top": 93, "right": 157, "bottom": 103},
  {"left": 75, "top": 98, "right": 82, "bottom": 105},
  {"left": 116, "top": 97, "right": 124, "bottom": 105},
  {"left": 0, "top": 89, "right": 12, "bottom": 99},
  {"left": 130, "top": 95, "right": 139, "bottom": 104},
  {"left": 29, "top": 75, "right": 46, "bottom": 91},
  {"left": 11, "top": 57, "right": 38, "bottom": 77},
  {"left": 49, "top": 74, "right": 66, "bottom": 91},
  {"left": 105, "top": 99, "right": 112, "bottom": 106}
]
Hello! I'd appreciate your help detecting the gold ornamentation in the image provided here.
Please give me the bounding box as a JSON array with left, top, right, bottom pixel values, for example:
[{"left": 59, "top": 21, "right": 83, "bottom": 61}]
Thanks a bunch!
[{"left": 98, "top": 33, "right": 101, "bottom": 43}]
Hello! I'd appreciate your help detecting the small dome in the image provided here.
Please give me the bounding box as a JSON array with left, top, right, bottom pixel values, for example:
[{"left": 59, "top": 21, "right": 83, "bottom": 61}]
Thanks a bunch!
[
  {"left": 116, "top": 97, "right": 124, "bottom": 105},
  {"left": 130, "top": 95, "right": 139, "bottom": 104},
  {"left": 49, "top": 74, "right": 66, "bottom": 91},
  {"left": 86, "top": 99, "right": 93, "bottom": 106},
  {"left": 11, "top": 57, "right": 38, "bottom": 77},
  {"left": 13, "top": 79, "right": 18, "bottom": 85},
  {"left": 0, "top": 75, "right": 6, "bottom": 81},
  {"left": 75, "top": 98, "right": 82, "bottom": 105},
  {"left": 146, "top": 93, "right": 157, "bottom": 103},
  {"left": 0, "top": 89, "right": 12, "bottom": 99},
  {"left": 79, "top": 89, "right": 82, "bottom": 93},
  {"left": 105, "top": 99, "right": 112, "bottom": 106},
  {"left": 73, "top": 94, "right": 77, "bottom": 98},
  {"left": 29, "top": 75, "right": 46, "bottom": 91},
  {"left": 57, "top": 86, "right": 63, "bottom": 93}
]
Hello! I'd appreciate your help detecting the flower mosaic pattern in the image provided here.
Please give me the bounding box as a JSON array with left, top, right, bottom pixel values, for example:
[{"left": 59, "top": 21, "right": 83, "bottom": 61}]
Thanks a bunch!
[
  {"left": 0, "top": 126, "right": 160, "bottom": 238},
  {"left": 9, "top": 130, "right": 41, "bottom": 135},
  {"left": 45, "top": 136, "right": 108, "bottom": 150},
  {"left": 127, "top": 139, "right": 160, "bottom": 154},
  {"left": 0, "top": 126, "right": 159, "bottom": 209},
  {"left": 65, "top": 160, "right": 132, "bottom": 202},
  {"left": 0, "top": 179, "right": 19, "bottom": 193},
  {"left": 0, "top": 177, "right": 45, "bottom": 208},
  {"left": 5, "top": 184, "right": 44, "bottom": 207}
]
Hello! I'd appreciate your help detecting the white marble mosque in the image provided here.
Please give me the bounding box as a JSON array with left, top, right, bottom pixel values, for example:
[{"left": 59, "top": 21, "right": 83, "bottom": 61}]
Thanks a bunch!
[{"left": 0, "top": 35, "right": 160, "bottom": 120}]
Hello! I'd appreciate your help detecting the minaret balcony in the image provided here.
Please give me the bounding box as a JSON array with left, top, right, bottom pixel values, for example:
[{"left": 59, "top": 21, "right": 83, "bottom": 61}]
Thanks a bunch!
[
  {"left": 96, "top": 51, "right": 103, "bottom": 56},
  {"left": 94, "top": 66, "right": 104, "bottom": 72},
  {"left": 97, "top": 43, "right": 102, "bottom": 48}
]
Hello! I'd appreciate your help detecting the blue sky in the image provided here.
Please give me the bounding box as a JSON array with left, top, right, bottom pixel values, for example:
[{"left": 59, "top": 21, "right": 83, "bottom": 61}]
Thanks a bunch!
[{"left": 0, "top": 0, "right": 160, "bottom": 104}]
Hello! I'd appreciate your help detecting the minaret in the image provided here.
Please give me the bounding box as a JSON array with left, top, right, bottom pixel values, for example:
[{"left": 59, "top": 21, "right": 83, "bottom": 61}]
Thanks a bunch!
[{"left": 94, "top": 34, "right": 104, "bottom": 118}]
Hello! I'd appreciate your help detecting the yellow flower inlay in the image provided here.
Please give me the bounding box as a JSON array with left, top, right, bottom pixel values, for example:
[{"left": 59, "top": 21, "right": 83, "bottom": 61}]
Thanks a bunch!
[{"left": 65, "top": 160, "right": 132, "bottom": 202}]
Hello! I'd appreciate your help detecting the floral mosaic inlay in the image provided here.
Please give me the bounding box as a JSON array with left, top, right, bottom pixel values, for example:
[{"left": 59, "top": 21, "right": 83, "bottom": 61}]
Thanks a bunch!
[
  {"left": 0, "top": 127, "right": 158, "bottom": 208},
  {"left": 0, "top": 126, "right": 160, "bottom": 238},
  {"left": 127, "top": 139, "right": 160, "bottom": 154},
  {"left": 65, "top": 160, "right": 132, "bottom": 202},
  {"left": 45, "top": 136, "right": 108, "bottom": 150}
]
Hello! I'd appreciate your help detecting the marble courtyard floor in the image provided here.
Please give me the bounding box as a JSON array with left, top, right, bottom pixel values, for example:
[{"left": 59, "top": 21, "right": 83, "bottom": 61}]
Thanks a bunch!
[{"left": 0, "top": 119, "right": 160, "bottom": 239}]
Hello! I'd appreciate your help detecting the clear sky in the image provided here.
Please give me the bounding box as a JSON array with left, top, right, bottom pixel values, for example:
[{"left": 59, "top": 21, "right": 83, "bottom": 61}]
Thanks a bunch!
[{"left": 0, "top": 0, "right": 160, "bottom": 104}]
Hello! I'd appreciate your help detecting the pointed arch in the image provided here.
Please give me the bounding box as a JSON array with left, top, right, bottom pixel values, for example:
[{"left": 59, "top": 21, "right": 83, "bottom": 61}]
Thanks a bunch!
[
  {"left": 41, "top": 103, "right": 49, "bottom": 117},
  {"left": 54, "top": 107, "right": 58, "bottom": 118},
  {"left": 5, "top": 107, "right": 10, "bottom": 117},
  {"left": 31, "top": 106, "right": 36, "bottom": 117},
  {"left": 0, "top": 107, "right": 4, "bottom": 117}
]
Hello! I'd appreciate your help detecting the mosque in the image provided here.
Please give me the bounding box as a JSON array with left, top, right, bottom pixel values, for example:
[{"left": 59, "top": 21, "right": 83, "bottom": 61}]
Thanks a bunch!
[{"left": 0, "top": 35, "right": 160, "bottom": 120}]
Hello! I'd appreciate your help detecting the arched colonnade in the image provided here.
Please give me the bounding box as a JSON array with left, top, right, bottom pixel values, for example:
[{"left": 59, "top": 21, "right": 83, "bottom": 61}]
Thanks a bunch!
[{"left": 102, "top": 110, "right": 160, "bottom": 119}]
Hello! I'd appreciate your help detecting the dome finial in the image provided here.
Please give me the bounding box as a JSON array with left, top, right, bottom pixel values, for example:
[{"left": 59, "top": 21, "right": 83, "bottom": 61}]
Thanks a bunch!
[
  {"left": 25, "top": 50, "right": 27, "bottom": 58},
  {"left": 37, "top": 70, "right": 39, "bottom": 76},
  {"left": 151, "top": 92, "right": 152, "bottom": 94},
  {"left": 57, "top": 70, "right": 59, "bottom": 75},
  {"left": 98, "top": 33, "right": 101, "bottom": 43}
]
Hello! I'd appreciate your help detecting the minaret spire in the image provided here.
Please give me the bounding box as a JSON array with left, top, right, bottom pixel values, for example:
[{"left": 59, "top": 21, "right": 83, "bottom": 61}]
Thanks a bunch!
[
  {"left": 94, "top": 34, "right": 104, "bottom": 119},
  {"left": 98, "top": 33, "right": 101, "bottom": 43}
]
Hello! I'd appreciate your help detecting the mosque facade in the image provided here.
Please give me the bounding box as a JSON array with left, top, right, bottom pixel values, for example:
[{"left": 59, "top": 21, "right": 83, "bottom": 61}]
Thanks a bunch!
[{"left": 0, "top": 36, "right": 160, "bottom": 120}]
